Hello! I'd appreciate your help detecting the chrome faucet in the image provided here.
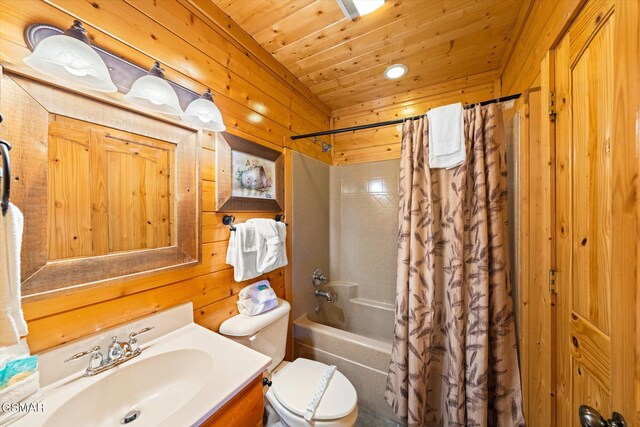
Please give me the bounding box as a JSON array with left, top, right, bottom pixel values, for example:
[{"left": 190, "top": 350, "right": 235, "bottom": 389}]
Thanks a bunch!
[
  {"left": 65, "top": 327, "right": 154, "bottom": 377},
  {"left": 315, "top": 289, "right": 334, "bottom": 303},
  {"left": 107, "top": 336, "right": 125, "bottom": 362}
]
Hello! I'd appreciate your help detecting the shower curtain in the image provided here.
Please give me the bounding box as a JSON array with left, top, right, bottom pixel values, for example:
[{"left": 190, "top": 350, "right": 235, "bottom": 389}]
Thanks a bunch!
[{"left": 385, "top": 104, "right": 524, "bottom": 427}]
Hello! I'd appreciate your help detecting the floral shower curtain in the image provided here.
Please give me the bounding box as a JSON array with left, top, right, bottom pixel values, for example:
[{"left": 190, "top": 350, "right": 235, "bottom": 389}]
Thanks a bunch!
[{"left": 385, "top": 104, "right": 525, "bottom": 427}]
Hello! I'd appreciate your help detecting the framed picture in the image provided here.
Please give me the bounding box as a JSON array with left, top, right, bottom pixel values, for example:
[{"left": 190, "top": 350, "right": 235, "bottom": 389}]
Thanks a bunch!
[{"left": 215, "top": 132, "right": 284, "bottom": 212}]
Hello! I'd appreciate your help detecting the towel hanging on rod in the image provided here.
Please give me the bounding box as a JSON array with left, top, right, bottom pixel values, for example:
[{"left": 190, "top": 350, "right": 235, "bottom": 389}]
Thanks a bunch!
[{"left": 222, "top": 214, "right": 287, "bottom": 231}]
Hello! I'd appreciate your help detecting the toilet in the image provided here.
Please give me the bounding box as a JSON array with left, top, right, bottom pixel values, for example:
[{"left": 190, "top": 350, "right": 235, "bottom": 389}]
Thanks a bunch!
[{"left": 219, "top": 299, "right": 358, "bottom": 427}]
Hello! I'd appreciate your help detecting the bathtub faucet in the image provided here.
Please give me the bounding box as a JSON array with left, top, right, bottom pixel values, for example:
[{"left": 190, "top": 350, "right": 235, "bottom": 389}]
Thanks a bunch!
[{"left": 315, "top": 289, "right": 334, "bottom": 303}]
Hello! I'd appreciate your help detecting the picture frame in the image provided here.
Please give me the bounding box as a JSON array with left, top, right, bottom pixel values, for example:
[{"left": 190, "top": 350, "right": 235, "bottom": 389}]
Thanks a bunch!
[{"left": 215, "top": 132, "right": 284, "bottom": 212}]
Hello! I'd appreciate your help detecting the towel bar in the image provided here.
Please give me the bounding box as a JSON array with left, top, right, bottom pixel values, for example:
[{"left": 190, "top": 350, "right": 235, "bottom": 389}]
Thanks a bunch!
[{"left": 222, "top": 214, "right": 287, "bottom": 231}]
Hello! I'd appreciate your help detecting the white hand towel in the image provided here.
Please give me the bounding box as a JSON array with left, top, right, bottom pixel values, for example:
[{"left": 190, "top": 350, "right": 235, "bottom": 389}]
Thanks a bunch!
[
  {"left": 225, "top": 223, "right": 261, "bottom": 282},
  {"left": 247, "top": 219, "right": 288, "bottom": 274},
  {"left": 427, "top": 102, "right": 466, "bottom": 169},
  {"left": 0, "top": 204, "right": 28, "bottom": 346}
]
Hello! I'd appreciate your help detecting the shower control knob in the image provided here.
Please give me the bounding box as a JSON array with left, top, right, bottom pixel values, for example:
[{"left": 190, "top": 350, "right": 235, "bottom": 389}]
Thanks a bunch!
[{"left": 312, "top": 268, "right": 327, "bottom": 288}]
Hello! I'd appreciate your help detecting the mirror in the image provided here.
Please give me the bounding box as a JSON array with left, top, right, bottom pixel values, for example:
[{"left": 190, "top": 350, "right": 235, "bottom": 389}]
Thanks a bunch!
[{"left": 0, "top": 72, "right": 200, "bottom": 297}]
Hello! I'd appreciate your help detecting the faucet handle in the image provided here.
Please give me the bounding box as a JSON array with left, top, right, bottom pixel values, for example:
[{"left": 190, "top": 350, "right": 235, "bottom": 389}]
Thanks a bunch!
[
  {"left": 128, "top": 326, "right": 154, "bottom": 352},
  {"left": 107, "top": 336, "right": 125, "bottom": 361},
  {"left": 65, "top": 345, "right": 103, "bottom": 374},
  {"left": 65, "top": 345, "right": 102, "bottom": 363},
  {"left": 129, "top": 327, "right": 154, "bottom": 339}
]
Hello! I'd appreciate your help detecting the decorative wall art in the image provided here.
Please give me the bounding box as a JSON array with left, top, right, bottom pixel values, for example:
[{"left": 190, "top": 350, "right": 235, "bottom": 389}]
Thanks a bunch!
[{"left": 215, "top": 132, "right": 283, "bottom": 211}]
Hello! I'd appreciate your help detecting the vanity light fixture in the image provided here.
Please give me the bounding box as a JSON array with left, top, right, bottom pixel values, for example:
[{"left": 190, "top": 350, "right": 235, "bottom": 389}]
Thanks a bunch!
[
  {"left": 336, "top": 0, "right": 385, "bottom": 19},
  {"left": 23, "top": 20, "right": 117, "bottom": 93},
  {"left": 24, "top": 24, "right": 227, "bottom": 130},
  {"left": 180, "top": 89, "right": 226, "bottom": 131},
  {"left": 383, "top": 63, "right": 408, "bottom": 80},
  {"left": 124, "top": 61, "right": 183, "bottom": 116}
]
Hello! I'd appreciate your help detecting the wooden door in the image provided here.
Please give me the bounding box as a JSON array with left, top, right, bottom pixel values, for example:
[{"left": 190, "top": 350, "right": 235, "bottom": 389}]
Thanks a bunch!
[{"left": 554, "top": 0, "right": 639, "bottom": 425}]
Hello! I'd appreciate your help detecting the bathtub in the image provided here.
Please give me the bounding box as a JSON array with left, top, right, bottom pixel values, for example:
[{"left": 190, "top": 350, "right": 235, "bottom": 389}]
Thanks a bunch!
[{"left": 292, "top": 282, "right": 404, "bottom": 425}]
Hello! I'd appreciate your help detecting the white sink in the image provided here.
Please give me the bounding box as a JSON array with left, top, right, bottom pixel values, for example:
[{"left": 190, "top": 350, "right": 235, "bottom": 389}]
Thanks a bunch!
[
  {"left": 47, "top": 350, "right": 213, "bottom": 426},
  {"left": 13, "top": 303, "right": 271, "bottom": 427}
]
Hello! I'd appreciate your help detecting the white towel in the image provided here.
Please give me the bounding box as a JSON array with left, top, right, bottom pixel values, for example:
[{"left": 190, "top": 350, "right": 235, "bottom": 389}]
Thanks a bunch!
[
  {"left": 0, "top": 204, "right": 28, "bottom": 346},
  {"left": 226, "top": 223, "right": 261, "bottom": 282},
  {"left": 427, "top": 102, "right": 466, "bottom": 169},
  {"left": 247, "top": 219, "right": 288, "bottom": 274}
]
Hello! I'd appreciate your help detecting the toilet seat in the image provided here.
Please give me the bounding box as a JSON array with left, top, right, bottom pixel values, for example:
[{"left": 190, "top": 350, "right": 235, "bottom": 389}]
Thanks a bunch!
[{"left": 266, "top": 358, "right": 358, "bottom": 427}]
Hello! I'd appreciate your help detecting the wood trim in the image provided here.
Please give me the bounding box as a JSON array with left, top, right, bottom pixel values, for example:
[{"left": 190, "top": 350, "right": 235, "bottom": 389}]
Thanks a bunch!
[
  {"left": 517, "top": 84, "right": 555, "bottom": 426},
  {"left": 610, "top": 0, "right": 639, "bottom": 422},
  {"left": 283, "top": 148, "right": 294, "bottom": 361},
  {"left": 515, "top": 91, "right": 530, "bottom": 421},
  {"left": 540, "top": 51, "right": 557, "bottom": 427},
  {"left": 553, "top": 30, "right": 573, "bottom": 427}
]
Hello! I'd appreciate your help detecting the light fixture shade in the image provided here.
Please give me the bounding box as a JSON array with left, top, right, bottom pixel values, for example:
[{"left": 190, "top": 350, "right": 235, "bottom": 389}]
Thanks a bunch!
[
  {"left": 23, "top": 21, "right": 117, "bottom": 93},
  {"left": 180, "top": 89, "right": 226, "bottom": 131},
  {"left": 124, "top": 62, "right": 183, "bottom": 115},
  {"left": 337, "top": 0, "right": 385, "bottom": 19}
]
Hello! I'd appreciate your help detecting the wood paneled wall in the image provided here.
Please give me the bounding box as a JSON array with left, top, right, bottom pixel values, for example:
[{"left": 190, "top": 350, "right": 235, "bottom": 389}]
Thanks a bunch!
[
  {"left": 0, "top": 0, "right": 332, "bottom": 162},
  {"left": 330, "top": 71, "right": 499, "bottom": 165},
  {"left": 500, "top": 0, "right": 586, "bottom": 94},
  {"left": 0, "top": 0, "right": 331, "bottom": 354}
]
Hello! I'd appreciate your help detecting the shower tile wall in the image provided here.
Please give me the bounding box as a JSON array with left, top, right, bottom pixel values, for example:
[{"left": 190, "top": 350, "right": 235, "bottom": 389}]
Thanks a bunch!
[{"left": 330, "top": 160, "right": 400, "bottom": 304}]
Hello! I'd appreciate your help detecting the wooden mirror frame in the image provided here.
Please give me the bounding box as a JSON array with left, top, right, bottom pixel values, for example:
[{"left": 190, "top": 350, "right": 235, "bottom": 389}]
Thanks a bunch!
[
  {"left": 215, "top": 132, "right": 284, "bottom": 212},
  {"left": 0, "top": 73, "right": 200, "bottom": 297}
]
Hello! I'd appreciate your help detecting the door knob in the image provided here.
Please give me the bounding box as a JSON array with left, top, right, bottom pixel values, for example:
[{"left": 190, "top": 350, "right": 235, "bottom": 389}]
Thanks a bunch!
[{"left": 579, "top": 405, "right": 627, "bottom": 427}]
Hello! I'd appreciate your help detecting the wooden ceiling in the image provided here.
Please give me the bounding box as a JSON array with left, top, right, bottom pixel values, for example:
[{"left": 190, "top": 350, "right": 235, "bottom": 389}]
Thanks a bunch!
[{"left": 211, "top": 0, "right": 525, "bottom": 110}]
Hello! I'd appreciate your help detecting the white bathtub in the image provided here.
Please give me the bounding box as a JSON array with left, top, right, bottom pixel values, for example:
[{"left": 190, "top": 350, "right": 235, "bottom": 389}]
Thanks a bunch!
[{"left": 293, "top": 282, "right": 403, "bottom": 425}]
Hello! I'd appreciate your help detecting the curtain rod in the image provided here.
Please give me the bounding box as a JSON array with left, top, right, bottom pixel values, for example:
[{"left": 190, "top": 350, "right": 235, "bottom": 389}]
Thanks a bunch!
[{"left": 291, "top": 93, "right": 521, "bottom": 140}]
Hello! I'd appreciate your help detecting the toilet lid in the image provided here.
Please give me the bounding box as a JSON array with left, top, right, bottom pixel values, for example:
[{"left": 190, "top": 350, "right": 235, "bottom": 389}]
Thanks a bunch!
[{"left": 272, "top": 358, "right": 357, "bottom": 421}]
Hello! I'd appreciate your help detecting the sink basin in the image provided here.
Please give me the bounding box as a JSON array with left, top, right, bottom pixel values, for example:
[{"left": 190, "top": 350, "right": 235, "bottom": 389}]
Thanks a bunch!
[
  {"left": 12, "top": 303, "right": 272, "bottom": 427},
  {"left": 46, "top": 350, "right": 213, "bottom": 427}
]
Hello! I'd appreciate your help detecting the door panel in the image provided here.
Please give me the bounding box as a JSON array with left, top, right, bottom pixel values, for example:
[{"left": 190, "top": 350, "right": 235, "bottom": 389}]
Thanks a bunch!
[{"left": 555, "top": 0, "right": 616, "bottom": 424}]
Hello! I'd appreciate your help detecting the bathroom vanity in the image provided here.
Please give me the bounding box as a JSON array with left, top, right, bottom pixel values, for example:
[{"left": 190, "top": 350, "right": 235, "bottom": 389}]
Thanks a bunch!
[{"left": 13, "top": 303, "right": 270, "bottom": 427}]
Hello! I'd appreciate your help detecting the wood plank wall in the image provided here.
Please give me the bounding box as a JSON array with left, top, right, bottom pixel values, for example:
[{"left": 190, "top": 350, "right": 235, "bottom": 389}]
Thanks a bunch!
[
  {"left": 0, "top": 0, "right": 332, "bottom": 354},
  {"left": 331, "top": 71, "right": 499, "bottom": 165},
  {"left": 500, "top": 0, "right": 586, "bottom": 94},
  {"left": 0, "top": 0, "right": 332, "bottom": 161}
]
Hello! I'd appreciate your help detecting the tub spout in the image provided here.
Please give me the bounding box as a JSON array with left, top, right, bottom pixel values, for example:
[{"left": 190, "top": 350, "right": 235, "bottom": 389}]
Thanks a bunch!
[{"left": 315, "top": 289, "right": 334, "bottom": 303}]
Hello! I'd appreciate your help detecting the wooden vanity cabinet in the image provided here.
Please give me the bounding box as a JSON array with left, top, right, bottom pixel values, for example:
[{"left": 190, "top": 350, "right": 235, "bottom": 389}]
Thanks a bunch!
[{"left": 201, "top": 375, "right": 264, "bottom": 427}]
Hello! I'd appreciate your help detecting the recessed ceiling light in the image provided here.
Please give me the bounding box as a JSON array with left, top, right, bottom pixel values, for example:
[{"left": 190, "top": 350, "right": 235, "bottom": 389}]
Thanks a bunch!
[
  {"left": 336, "top": 0, "right": 385, "bottom": 19},
  {"left": 384, "top": 64, "right": 408, "bottom": 80}
]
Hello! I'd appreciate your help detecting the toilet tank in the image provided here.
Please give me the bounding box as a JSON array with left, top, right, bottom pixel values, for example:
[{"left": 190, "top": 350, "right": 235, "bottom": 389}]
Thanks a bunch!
[{"left": 219, "top": 299, "right": 290, "bottom": 372}]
